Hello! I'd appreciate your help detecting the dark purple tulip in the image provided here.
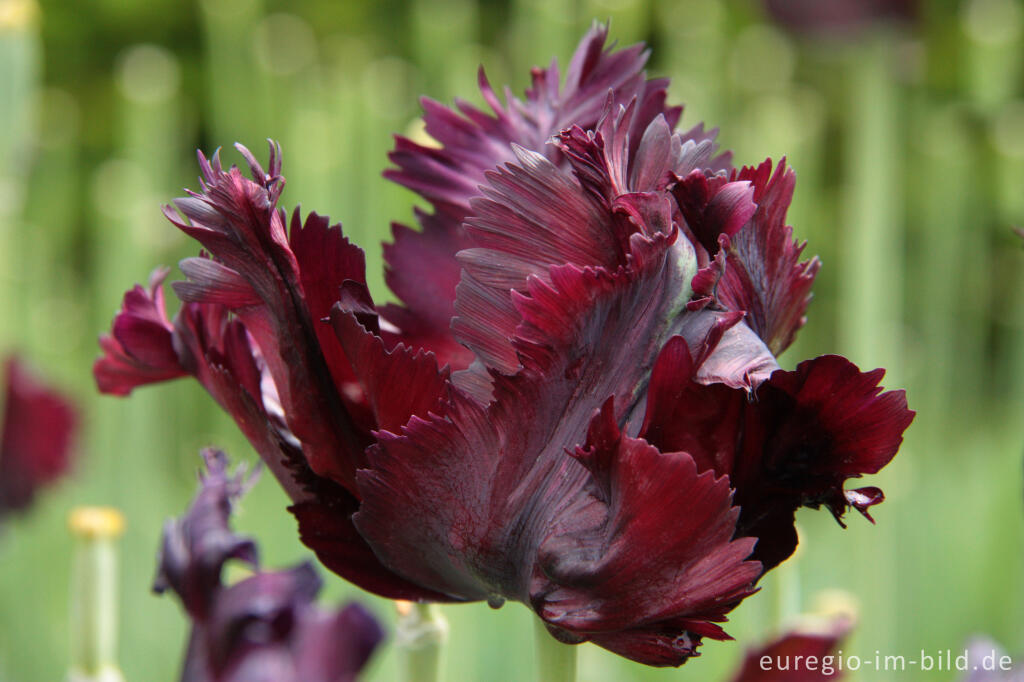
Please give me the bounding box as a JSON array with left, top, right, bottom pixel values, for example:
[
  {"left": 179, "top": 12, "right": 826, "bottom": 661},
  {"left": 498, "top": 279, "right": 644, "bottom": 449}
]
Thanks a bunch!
[
  {"left": 156, "top": 450, "right": 383, "bottom": 682},
  {"left": 97, "top": 25, "right": 913, "bottom": 666},
  {"left": 1, "top": 355, "right": 78, "bottom": 516}
]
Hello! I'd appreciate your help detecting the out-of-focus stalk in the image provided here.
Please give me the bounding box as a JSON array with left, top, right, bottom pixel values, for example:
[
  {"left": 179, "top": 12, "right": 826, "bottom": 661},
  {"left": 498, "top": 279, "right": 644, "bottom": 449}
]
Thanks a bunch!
[
  {"left": 655, "top": 0, "right": 727, "bottom": 128},
  {"left": 20, "top": 88, "right": 83, "bottom": 373},
  {"left": 199, "top": 0, "right": 269, "bottom": 144},
  {"left": 534, "top": 619, "right": 577, "bottom": 682},
  {"left": 67, "top": 507, "right": 125, "bottom": 682},
  {"left": 836, "top": 33, "right": 905, "bottom": 659},
  {"left": 396, "top": 601, "right": 449, "bottom": 682},
  {"left": 0, "top": 0, "right": 38, "bottom": 171},
  {"left": 86, "top": 44, "right": 201, "bottom": 680},
  {"left": 0, "top": 0, "right": 40, "bottom": 347},
  {"left": 773, "top": 525, "right": 803, "bottom": 627},
  {"left": 412, "top": 0, "right": 477, "bottom": 95},
  {"left": 989, "top": 101, "right": 1024, "bottom": 411},
  {"left": 961, "top": 0, "right": 1023, "bottom": 112},
  {"left": 837, "top": 33, "right": 905, "bottom": 378},
  {"left": 509, "top": 0, "right": 577, "bottom": 77},
  {"left": 915, "top": 104, "right": 976, "bottom": 435}
]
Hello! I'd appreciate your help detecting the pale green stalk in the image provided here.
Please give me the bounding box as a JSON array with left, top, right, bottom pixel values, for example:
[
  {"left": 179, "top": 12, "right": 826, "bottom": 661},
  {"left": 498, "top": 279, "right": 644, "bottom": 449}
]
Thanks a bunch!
[
  {"left": 397, "top": 602, "right": 449, "bottom": 682},
  {"left": 916, "top": 104, "right": 975, "bottom": 439},
  {"left": 773, "top": 526, "right": 803, "bottom": 628},
  {"left": 654, "top": 0, "right": 727, "bottom": 136},
  {"left": 67, "top": 508, "right": 126, "bottom": 682},
  {"left": 534, "top": 619, "right": 577, "bottom": 682},
  {"left": 837, "top": 33, "right": 904, "bottom": 379},
  {"left": 989, "top": 101, "right": 1024, "bottom": 411},
  {"left": 961, "top": 0, "right": 1023, "bottom": 112},
  {"left": 0, "top": 0, "right": 40, "bottom": 346},
  {"left": 836, "top": 32, "right": 905, "bottom": 659},
  {"left": 198, "top": 0, "right": 269, "bottom": 144},
  {"left": 412, "top": 0, "right": 477, "bottom": 95},
  {"left": 85, "top": 44, "right": 192, "bottom": 679}
]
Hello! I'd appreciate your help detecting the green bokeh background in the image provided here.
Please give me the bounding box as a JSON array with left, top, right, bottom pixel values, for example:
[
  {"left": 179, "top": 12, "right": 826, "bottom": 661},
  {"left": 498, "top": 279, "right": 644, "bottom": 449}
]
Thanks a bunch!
[{"left": 1, "top": 0, "right": 1022, "bottom": 680}]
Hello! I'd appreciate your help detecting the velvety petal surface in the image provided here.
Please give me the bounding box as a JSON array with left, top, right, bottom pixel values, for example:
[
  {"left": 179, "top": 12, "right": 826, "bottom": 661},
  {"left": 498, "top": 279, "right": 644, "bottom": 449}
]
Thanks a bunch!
[
  {"left": 715, "top": 160, "right": 821, "bottom": 356},
  {"left": 641, "top": 344, "right": 914, "bottom": 570},
  {"left": 94, "top": 268, "right": 189, "bottom": 395},
  {"left": 533, "top": 399, "right": 760, "bottom": 665},
  {"left": 454, "top": 110, "right": 776, "bottom": 388},
  {"left": 356, "top": 225, "right": 763, "bottom": 663},
  {"left": 381, "top": 24, "right": 687, "bottom": 366},
  {"left": 166, "top": 143, "right": 366, "bottom": 489}
]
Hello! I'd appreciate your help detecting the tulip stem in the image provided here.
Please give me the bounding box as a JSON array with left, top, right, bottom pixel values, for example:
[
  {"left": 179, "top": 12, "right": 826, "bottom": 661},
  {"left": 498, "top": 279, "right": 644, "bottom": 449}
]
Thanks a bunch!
[
  {"left": 397, "top": 601, "right": 448, "bottom": 682},
  {"left": 66, "top": 507, "right": 126, "bottom": 682},
  {"left": 534, "top": 619, "right": 577, "bottom": 682}
]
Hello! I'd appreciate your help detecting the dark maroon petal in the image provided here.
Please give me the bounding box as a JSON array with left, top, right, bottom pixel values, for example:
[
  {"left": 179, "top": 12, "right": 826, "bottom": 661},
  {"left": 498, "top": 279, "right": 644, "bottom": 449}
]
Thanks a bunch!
[
  {"left": 381, "top": 24, "right": 683, "bottom": 364},
  {"left": 584, "top": 625, "right": 704, "bottom": 667},
  {"left": 165, "top": 143, "right": 365, "bottom": 489},
  {"left": 843, "top": 486, "right": 884, "bottom": 523},
  {"left": 641, "top": 348, "right": 914, "bottom": 570},
  {"left": 0, "top": 357, "right": 78, "bottom": 515},
  {"left": 759, "top": 355, "right": 914, "bottom": 482},
  {"left": 455, "top": 122, "right": 775, "bottom": 388},
  {"left": 356, "top": 250, "right": 695, "bottom": 600},
  {"left": 287, "top": 211, "right": 370, "bottom": 400},
  {"left": 289, "top": 496, "right": 456, "bottom": 603},
  {"left": 352, "top": 391, "right": 503, "bottom": 602},
  {"left": 386, "top": 24, "right": 672, "bottom": 214},
  {"left": 454, "top": 146, "right": 626, "bottom": 373},
  {"left": 153, "top": 449, "right": 259, "bottom": 620},
  {"left": 555, "top": 111, "right": 726, "bottom": 209},
  {"left": 674, "top": 309, "right": 779, "bottom": 391},
  {"left": 717, "top": 160, "right": 821, "bottom": 356},
  {"left": 95, "top": 268, "right": 189, "bottom": 395},
  {"left": 730, "top": 618, "right": 853, "bottom": 681},
  {"left": 156, "top": 298, "right": 438, "bottom": 597},
  {"left": 356, "top": 231, "right": 765, "bottom": 664},
  {"left": 379, "top": 208, "right": 476, "bottom": 371},
  {"left": 448, "top": 90, "right": 774, "bottom": 397},
  {"left": 670, "top": 170, "right": 757, "bottom": 257},
  {"left": 532, "top": 398, "right": 759, "bottom": 663},
  {"left": 170, "top": 302, "right": 316, "bottom": 503},
  {"left": 329, "top": 307, "right": 451, "bottom": 435}
]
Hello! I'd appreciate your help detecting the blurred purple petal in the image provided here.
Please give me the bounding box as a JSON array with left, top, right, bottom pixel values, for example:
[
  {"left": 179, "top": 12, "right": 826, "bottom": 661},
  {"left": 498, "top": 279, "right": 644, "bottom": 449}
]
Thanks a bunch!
[
  {"left": 0, "top": 356, "right": 78, "bottom": 516},
  {"left": 160, "top": 451, "right": 384, "bottom": 682}
]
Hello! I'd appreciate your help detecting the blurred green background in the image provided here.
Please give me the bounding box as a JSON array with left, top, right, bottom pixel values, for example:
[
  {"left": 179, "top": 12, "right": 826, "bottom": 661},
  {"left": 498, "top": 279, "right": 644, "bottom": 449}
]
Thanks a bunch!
[{"left": 1, "top": 0, "right": 1023, "bottom": 679}]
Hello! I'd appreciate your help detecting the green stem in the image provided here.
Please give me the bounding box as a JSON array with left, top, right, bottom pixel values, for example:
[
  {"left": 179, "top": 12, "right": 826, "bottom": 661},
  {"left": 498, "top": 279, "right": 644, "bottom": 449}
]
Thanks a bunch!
[
  {"left": 534, "top": 619, "right": 577, "bottom": 682},
  {"left": 67, "top": 507, "right": 125, "bottom": 682},
  {"left": 837, "top": 32, "right": 904, "bottom": 377},
  {"left": 397, "top": 602, "right": 448, "bottom": 682}
]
